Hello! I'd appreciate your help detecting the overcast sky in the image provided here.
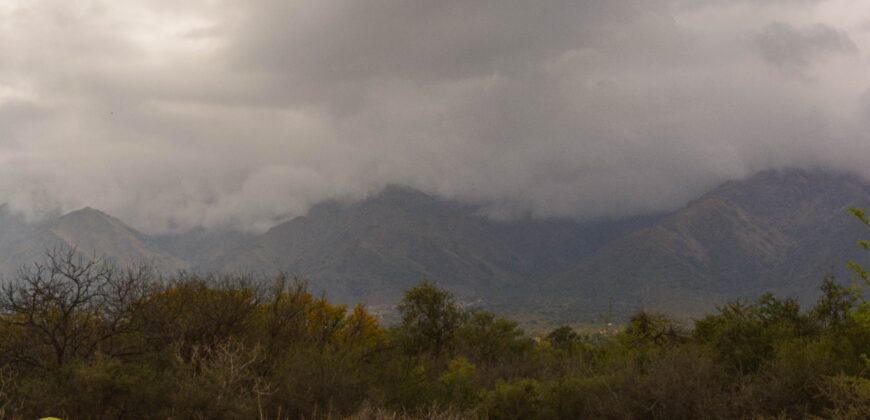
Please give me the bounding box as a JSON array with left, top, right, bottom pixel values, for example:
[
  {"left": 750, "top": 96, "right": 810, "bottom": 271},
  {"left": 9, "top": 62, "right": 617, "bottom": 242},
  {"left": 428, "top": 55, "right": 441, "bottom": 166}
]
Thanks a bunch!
[{"left": 1, "top": 0, "right": 869, "bottom": 233}]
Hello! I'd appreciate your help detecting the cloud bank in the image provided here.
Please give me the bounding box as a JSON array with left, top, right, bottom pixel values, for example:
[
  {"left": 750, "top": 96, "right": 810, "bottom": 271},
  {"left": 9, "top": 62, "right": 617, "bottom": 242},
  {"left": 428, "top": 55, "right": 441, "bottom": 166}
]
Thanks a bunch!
[{"left": 0, "top": 0, "right": 869, "bottom": 232}]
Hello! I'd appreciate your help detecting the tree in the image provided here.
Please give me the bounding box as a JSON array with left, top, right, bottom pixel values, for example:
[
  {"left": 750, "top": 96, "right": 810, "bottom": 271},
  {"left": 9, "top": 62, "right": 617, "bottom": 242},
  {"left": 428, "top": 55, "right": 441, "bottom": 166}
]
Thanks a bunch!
[
  {"left": 846, "top": 207, "right": 870, "bottom": 329},
  {"left": 848, "top": 207, "right": 870, "bottom": 286},
  {"left": 458, "top": 310, "right": 531, "bottom": 366},
  {"left": 0, "top": 248, "right": 155, "bottom": 367},
  {"left": 623, "top": 311, "right": 683, "bottom": 347},
  {"left": 545, "top": 326, "right": 581, "bottom": 353},
  {"left": 396, "top": 281, "right": 464, "bottom": 358},
  {"left": 810, "top": 275, "right": 859, "bottom": 329},
  {"left": 134, "top": 272, "right": 260, "bottom": 354}
]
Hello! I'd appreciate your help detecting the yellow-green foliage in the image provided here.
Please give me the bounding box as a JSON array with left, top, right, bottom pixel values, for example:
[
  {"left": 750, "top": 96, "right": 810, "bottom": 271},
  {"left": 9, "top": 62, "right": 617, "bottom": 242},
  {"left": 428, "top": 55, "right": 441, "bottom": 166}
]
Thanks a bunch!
[
  {"left": 438, "top": 357, "right": 478, "bottom": 408},
  {"left": 2, "top": 247, "right": 870, "bottom": 419}
]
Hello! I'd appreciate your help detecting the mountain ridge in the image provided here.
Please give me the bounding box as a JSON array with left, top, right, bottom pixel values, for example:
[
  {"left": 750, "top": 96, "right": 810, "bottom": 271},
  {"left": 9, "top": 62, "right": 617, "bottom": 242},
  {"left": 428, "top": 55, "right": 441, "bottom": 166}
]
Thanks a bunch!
[
  {"left": 540, "top": 168, "right": 870, "bottom": 318},
  {"left": 0, "top": 168, "right": 866, "bottom": 322}
]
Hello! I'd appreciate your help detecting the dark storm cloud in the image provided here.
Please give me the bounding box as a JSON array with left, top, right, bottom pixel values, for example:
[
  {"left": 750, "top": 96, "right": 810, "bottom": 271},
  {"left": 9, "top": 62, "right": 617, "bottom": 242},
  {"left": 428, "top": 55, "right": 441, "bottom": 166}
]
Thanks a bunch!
[
  {"left": 230, "top": 1, "right": 662, "bottom": 81},
  {"left": 0, "top": 0, "right": 867, "bottom": 232},
  {"left": 755, "top": 22, "right": 857, "bottom": 73}
]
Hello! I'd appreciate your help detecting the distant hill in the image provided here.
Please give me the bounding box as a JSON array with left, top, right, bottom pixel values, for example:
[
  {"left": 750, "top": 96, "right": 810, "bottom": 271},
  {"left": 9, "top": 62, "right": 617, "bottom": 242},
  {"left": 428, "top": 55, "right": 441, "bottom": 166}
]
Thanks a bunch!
[
  {"left": 215, "top": 186, "right": 654, "bottom": 303},
  {"left": 542, "top": 169, "right": 870, "bottom": 319},
  {"left": 0, "top": 207, "right": 188, "bottom": 276},
  {"left": 150, "top": 227, "right": 255, "bottom": 272},
  {"left": 0, "top": 168, "right": 868, "bottom": 323}
]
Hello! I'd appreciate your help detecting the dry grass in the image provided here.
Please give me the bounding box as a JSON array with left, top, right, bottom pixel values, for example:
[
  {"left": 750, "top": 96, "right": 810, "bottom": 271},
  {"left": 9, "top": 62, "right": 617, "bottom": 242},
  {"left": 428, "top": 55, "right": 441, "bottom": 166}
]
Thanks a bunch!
[{"left": 335, "top": 403, "right": 477, "bottom": 420}]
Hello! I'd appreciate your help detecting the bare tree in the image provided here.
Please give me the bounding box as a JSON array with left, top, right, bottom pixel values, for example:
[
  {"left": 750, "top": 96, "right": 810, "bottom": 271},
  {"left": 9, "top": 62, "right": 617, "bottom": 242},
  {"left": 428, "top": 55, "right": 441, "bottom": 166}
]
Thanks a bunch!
[{"left": 0, "top": 247, "right": 157, "bottom": 367}]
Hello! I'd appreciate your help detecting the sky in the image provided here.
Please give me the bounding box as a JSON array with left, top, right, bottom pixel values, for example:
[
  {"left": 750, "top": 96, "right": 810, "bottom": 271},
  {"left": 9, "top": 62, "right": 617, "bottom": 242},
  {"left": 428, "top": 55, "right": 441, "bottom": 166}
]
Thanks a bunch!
[{"left": 1, "top": 0, "right": 869, "bottom": 233}]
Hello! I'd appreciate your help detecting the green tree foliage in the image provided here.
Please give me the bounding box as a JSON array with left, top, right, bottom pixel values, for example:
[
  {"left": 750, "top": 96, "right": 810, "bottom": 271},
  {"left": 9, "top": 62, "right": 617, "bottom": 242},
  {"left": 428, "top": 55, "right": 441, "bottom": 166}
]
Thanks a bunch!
[
  {"left": 811, "top": 275, "right": 859, "bottom": 329},
  {"left": 3, "top": 245, "right": 870, "bottom": 418},
  {"left": 437, "top": 357, "right": 478, "bottom": 408},
  {"left": 480, "top": 378, "right": 543, "bottom": 420},
  {"left": 457, "top": 310, "right": 532, "bottom": 368},
  {"left": 848, "top": 207, "right": 870, "bottom": 332},
  {"left": 396, "top": 281, "right": 464, "bottom": 359},
  {"left": 0, "top": 251, "right": 393, "bottom": 419},
  {"left": 694, "top": 294, "right": 809, "bottom": 374},
  {"left": 544, "top": 326, "right": 579, "bottom": 352}
]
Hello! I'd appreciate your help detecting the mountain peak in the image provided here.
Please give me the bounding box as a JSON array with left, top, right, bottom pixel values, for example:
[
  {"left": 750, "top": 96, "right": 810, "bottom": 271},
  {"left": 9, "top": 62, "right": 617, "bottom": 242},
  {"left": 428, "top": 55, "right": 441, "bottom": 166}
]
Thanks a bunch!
[
  {"left": 55, "top": 207, "right": 129, "bottom": 233},
  {"left": 64, "top": 206, "right": 109, "bottom": 217},
  {"left": 360, "top": 186, "right": 477, "bottom": 218},
  {"left": 722, "top": 167, "right": 862, "bottom": 191},
  {"left": 371, "top": 185, "right": 441, "bottom": 205},
  {"left": 42, "top": 207, "right": 190, "bottom": 272}
]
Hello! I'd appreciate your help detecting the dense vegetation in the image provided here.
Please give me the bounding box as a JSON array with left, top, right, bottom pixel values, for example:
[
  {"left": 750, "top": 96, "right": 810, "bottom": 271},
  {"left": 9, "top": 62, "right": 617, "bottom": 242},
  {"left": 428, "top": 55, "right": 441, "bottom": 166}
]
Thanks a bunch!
[
  {"left": 0, "top": 251, "right": 869, "bottom": 419},
  {"left": 6, "top": 205, "right": 870, "bottom": 420}
]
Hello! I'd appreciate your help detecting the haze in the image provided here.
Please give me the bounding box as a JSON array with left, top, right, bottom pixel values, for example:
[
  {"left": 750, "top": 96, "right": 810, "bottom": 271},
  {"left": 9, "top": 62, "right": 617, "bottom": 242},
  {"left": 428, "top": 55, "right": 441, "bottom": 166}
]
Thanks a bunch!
[{"left": 1, "top": 0, "right": 869, "bottom": 233}]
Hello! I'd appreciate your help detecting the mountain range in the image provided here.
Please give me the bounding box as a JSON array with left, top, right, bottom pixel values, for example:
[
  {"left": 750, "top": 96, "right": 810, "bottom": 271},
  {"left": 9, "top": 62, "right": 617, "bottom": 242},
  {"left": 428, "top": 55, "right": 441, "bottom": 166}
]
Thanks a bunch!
[{"left": 1, "top": 168, "right": 868, "bottom": 323}]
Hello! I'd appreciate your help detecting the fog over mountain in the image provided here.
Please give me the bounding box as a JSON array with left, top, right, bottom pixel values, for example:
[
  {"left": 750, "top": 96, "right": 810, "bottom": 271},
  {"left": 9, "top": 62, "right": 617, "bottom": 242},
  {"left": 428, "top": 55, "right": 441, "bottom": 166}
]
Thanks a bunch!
[
  {"left": 1, "top": 1, "right": 870, "bottom": 232},
  {"left": 0, "top": 168, "right": 865, "bottom": 323}
]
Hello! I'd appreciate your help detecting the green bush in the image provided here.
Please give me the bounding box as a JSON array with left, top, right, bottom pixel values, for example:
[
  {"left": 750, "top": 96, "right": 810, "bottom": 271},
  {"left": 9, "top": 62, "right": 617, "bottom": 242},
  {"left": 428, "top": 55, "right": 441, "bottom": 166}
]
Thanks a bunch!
[
  {"left": 480, "top": 378, "right": 543, "bottom": 420},
  {"left": 1, "top": 250, "right": 870, "bottom": 418}
]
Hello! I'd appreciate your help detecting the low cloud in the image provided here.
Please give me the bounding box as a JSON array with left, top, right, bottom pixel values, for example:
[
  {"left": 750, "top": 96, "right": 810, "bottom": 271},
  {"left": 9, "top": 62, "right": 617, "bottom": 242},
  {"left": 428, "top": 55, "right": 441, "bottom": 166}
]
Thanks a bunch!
[
  {"left": 755, "top": 22, "right": 857, "bottom": 75},
  {"left": 0, "top": 0, "right": 868, "bottom": 233}
]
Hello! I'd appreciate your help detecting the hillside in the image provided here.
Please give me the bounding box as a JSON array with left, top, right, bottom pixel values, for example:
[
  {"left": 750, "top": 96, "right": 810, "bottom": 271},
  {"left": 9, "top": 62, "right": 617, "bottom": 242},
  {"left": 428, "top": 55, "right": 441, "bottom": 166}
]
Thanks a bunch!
[
  {"left": 0, "top": 207, "right": 188, "bottom": 276},
  {"left": 0, "top": 168, "right": 867, "bottom": 323},
  {"left": 542, "top": 168, "right": 870, "bottom": 319},
  {"left": 215, "top": 186, "right": 652, "bottom": 303}
]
